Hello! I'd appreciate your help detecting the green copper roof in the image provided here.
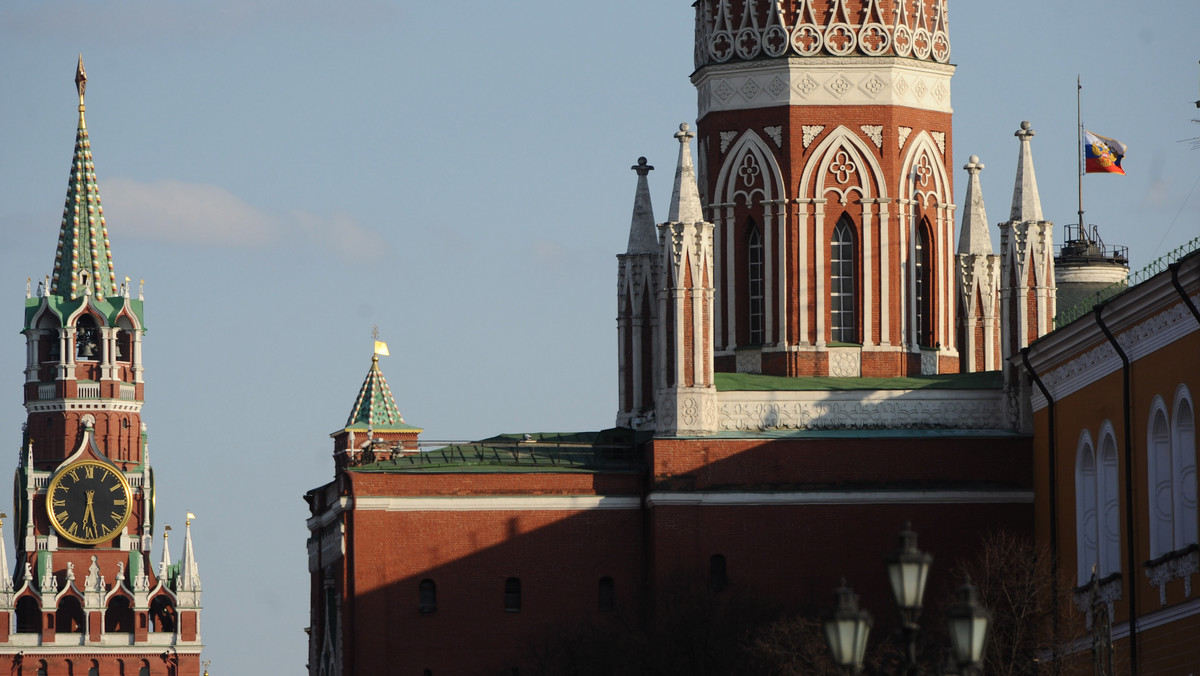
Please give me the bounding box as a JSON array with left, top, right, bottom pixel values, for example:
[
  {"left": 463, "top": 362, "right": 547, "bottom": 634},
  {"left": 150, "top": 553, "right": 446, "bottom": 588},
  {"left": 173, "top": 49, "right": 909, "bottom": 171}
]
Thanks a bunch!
[
  {"left": 352, "top": 430, "right": 647, "bottom": 473},
  {"left": 343, "top": 355, "right": 420, "bottom": 432},
  {"left": 51, "top": 57, "right": 117, "bottom": 301}
]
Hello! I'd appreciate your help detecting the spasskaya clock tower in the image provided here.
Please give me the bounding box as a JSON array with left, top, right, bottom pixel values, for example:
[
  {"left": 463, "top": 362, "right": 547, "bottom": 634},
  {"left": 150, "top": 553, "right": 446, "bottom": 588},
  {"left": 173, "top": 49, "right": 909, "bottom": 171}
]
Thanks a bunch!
[{"left": 0, "top": 58, "right": 204, "bottom": 676}]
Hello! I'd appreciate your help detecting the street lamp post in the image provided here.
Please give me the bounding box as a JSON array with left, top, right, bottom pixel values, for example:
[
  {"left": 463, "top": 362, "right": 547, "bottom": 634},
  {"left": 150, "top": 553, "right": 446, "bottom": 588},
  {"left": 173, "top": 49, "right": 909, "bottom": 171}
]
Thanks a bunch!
[
  {"left": 885, "top": 523, "right": 933, "bottom": 675},
  {"left": 823, "top": 523, "right": 991, "bottom": 676},
  {"left": 946, "top": 577, "right": 992, "bottom": 675},
  {"left": 823, "top": 580, "right": 873, "bottom": 675}
]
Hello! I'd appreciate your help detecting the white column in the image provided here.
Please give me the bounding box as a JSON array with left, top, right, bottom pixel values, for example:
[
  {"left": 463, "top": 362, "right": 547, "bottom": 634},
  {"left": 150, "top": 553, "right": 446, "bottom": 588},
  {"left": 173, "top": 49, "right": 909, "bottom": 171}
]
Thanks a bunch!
[
  {"left": 762, "top": 199, "right": 775, "bottom": 345},
  {"left": 797, "top": 199, "right": 811, "bottom": 346},
  {"left": 878, "top": 200, "right": 891, "bottom": 345},
  {"left": 775, "top": 200, "right": 788, "bottom": 347},
  {"left": 896, "top": 198, "right": 911, "bottom": 349},
  {"left": 723, "top": 204, "right": 737, "bottom": 350},
  {"left": 63, "top": 328, "right": 75, "bottom": 381},
  {"left": 937, "top": 206, "right": 948, "bottom": 352},
  {"left": 712, "top": 206, "right": 727, "bottom": 350},
  {"left": 132, "top": 330, "right": 145, "bottom": 385},
  {"left": 860, "top": 199, "right": 875, "bottom": 347},
  {"left": 813, "top": 198, "right": 827, "bottom": 347}
]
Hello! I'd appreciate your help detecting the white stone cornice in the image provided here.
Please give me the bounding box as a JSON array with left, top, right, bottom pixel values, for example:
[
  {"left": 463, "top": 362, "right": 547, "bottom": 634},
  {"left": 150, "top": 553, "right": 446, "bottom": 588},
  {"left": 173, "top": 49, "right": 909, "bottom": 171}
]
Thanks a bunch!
[
  {"left": 0, "top": 638, "right": 203, "bottom": 652},
  {"left": 1028, "top": 267, "right": 1200, "bottom": 411},
  {"left": 692, "top": 57, "right": 954, "bottom": 117},
  {"left": 718, "top": 386, "right": 1011, "bottom": 431},
  {"left": 646, "top": 489, "right": 1033, "bottom": 508}
]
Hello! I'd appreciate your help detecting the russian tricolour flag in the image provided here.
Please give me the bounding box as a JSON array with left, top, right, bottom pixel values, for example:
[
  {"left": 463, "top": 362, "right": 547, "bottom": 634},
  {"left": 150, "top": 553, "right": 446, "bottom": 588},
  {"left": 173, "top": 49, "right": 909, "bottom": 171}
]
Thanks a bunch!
[{"left": 1084, "top": 130, "right": 1127, "bottom": 175}]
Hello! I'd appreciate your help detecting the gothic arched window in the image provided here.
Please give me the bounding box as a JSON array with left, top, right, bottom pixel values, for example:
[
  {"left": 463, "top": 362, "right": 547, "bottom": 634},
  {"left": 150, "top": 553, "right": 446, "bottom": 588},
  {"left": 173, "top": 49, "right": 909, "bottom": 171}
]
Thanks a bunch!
[
  {"left": 748, "top": 225, "right": 764, "bottom": 345},
  {"left": 915, "top": 219, "right": 933, "bottom": 347},
  {"left": 830, "top": 216, "right": 857, "bottom": 343}
]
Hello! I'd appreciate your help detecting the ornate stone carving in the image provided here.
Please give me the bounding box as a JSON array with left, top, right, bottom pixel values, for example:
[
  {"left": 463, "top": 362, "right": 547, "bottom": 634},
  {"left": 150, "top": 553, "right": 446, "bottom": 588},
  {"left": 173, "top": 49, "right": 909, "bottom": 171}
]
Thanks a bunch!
[
  {"left": 715, "top": 79, "right": 735, "bottom": 102},
  {"left": 1145, "top": 547, "right": 1199, "bottom": 605},
  {"left": 828, "top": 150, "right": 857, "bottom": 184},
  {"left": 768, "top": 74, "right": 789, "bottom": 98},
  {"left": 739, "top": 77, "right": 761, "bottom": 101},
  {"left": 738, "top": 153, "right": 762, "bottom": 187},
  {"left": 795, "top": 74, "right": 821, "bottom": 98},
  {"left": 802, "top": 125, "right": 825, "bottom": 149},
  {"left": 829, "top": 350, "right": 861, "bottom": 377},
  {"left": 694, "top": 0, "right": 950, "bottom": 67},
  {"left": 860, "top": 73, "right": 887, "bottom": 98},
  {"left": 718, "top": 389, "right": 1011, "bottom": 432},
  {"left": 898, "top": 126, "right": 912, "bottom": 150},
  {"left": 720, "top": 130, "right": 738, "bottom": 153},
  {"left": 920, "top": 349, "right": 938, "bottom": 375},
  {"left": 763, "top": 125, "right": 783, "bottom": 148},
  {"left": 826, "top": 73, "right": 854, "bottom": 98},
  {"left": 735, "top": 348, "right": 762, "bottom": 374},
  {"left": 931, "top": 131, "right": 946, "bottom": 155},
  {"left": 860, "top": 125, "right": 883, "bottom": 149},
  {"left": 1074, "top": 576, "right": 1121, "bottom": 629}
]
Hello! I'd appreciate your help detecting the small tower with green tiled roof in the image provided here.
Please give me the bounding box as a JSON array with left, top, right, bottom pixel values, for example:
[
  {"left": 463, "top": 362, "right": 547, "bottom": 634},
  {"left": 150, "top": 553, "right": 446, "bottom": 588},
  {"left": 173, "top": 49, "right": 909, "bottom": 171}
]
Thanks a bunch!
[{"left": 331, "top": 342, "right": 422, "bottom": 469}]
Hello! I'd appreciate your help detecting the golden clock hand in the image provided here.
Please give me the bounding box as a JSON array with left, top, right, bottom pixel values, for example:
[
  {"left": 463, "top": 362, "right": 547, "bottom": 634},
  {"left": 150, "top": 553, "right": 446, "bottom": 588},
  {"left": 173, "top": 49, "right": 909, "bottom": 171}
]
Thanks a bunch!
[{"left": 83, "top": 490, "right": 98, "bottom": 532}]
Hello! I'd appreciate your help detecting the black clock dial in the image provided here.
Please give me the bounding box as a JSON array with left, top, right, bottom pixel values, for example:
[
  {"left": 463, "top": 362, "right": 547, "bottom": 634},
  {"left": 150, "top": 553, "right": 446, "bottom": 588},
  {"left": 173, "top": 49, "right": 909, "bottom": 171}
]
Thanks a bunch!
[{"left": 46, "top": 460, "right": 132, "bottom": 545}]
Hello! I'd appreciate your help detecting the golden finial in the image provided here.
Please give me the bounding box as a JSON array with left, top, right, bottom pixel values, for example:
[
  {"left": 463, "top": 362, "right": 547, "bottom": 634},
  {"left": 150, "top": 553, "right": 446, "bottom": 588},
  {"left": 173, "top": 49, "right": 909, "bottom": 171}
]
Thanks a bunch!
[
  {"left": 75, "top": 55, "right": 87, "bottom": 127},
  {"left": 371, "top": 325, "right": 389, "bottom": 361},
  {"left": 0, "top": 513, "right": 7, "bottom": 528}
]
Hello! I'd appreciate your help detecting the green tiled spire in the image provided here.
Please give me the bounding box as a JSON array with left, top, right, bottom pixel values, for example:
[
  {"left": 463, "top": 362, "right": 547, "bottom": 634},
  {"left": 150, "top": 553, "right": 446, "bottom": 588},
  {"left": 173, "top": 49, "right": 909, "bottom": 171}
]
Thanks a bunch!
[
  {"left": 344, "top": 355, "right": 419, "bottom": 432},
  {"left": 50, "top": 56, "right": 117, "bottom": 301}
]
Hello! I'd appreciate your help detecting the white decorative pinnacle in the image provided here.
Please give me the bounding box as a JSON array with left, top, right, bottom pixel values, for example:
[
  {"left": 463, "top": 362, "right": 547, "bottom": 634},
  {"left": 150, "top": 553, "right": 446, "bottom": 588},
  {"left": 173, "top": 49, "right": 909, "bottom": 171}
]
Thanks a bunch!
[
  {"left": 958, "top": 155, "right": 992, "bottom": 256},
  {"left": 0, "top": 515, "right": 11, "bottom": 593},
  {"left": 159, "top": 527, "right": 172, "bottom": 579},
  {"left": 1010, "top": 121, "right": 1044, "bottom": 222},
  {"left": 668, "top": 123, "right": 704, "bottom": 225},
  {"left": 178, "top": 515, "right": 201, "bottom": 592},
  {"left": 626, "top": 157, "right": 658, "bottom": 254}
]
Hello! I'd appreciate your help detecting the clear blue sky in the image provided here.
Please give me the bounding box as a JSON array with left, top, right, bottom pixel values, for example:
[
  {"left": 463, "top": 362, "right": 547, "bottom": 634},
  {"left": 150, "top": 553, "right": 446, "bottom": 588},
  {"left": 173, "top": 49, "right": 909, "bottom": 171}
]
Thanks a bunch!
[{"left": 1, "top": 1, "right": 1197, "bottom": 672}]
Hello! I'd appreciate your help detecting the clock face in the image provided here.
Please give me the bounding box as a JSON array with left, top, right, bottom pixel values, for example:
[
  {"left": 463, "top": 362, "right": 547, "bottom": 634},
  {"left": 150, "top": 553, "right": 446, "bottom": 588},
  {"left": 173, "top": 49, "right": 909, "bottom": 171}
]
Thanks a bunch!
[{"left": 46, "top": 460, "right": 133, "bottom": 545}]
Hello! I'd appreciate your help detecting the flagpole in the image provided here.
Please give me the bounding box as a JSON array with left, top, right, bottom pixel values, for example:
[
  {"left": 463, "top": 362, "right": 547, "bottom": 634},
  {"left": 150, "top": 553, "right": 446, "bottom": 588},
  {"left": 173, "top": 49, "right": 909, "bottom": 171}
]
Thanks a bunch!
[{"left": 1077, "top": 75, "right": 1084, "bottom": 232}]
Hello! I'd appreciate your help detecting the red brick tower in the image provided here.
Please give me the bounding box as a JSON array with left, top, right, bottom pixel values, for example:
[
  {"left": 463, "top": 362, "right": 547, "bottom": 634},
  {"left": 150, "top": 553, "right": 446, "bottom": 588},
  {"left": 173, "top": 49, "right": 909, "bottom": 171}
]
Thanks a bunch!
[
  {"left": 693, "top": 0, "right": 958, "bottom": 377},
  {"left": 0, "top": 58, "right": 203, "bottom": 676}
]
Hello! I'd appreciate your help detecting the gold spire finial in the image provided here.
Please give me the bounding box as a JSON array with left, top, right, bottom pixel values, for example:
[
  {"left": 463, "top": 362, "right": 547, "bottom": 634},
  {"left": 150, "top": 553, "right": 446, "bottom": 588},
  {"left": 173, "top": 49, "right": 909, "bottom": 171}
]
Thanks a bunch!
[
  {"left": 75, "top": 55, "right": 87, "bottom": 126},
  {"left": 372, "top": 325, "right": 389, "bottom": 360}
]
